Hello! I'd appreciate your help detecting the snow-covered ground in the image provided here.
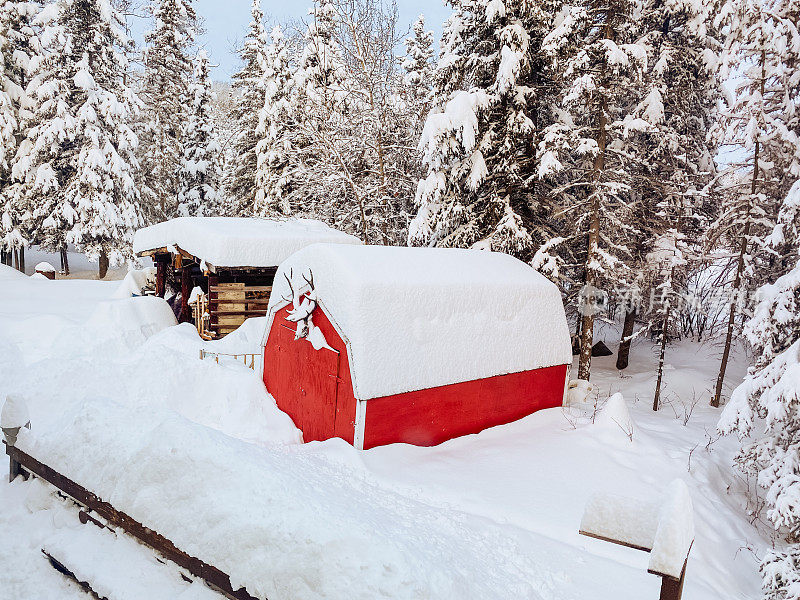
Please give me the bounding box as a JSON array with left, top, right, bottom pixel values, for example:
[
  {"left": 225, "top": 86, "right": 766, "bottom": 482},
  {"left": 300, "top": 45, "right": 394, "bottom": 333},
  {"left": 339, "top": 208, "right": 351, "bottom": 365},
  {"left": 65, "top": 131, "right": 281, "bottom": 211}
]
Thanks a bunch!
[{"left": 0, "top": 264, "right": 765, "bottom": 599}]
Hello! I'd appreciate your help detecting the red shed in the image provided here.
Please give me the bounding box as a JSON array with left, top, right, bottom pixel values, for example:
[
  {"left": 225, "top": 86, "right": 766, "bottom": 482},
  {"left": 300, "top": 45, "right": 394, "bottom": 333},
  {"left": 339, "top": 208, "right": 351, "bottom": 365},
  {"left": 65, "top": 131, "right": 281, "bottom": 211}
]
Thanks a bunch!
[{"left": 261, "top": 244, "right": 573, "bottom": 449}]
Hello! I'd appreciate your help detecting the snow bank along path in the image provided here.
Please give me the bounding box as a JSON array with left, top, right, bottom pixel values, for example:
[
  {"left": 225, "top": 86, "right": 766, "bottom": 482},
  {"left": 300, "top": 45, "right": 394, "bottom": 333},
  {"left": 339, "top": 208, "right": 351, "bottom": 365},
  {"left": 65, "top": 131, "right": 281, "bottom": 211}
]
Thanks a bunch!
[
  {"left": 132, "top": 217, "right": 362, "bottom": 268},
  {"left": 14, "top": 403, "right": 626, "bottom": 600},
  {"left": 265, "top": 244, "right": 573, "bottom": 399}
]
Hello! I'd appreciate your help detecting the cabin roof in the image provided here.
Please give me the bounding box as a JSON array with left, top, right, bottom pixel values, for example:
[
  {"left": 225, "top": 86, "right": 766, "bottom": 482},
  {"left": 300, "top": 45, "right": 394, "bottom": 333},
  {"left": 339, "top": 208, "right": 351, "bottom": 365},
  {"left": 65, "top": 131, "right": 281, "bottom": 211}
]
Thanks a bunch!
[
  {"left": 133, "top": 217, "right": 362, "bottom": 269},
  {"left": 264, "top": 244, "right": 573, "bottom": 400}
]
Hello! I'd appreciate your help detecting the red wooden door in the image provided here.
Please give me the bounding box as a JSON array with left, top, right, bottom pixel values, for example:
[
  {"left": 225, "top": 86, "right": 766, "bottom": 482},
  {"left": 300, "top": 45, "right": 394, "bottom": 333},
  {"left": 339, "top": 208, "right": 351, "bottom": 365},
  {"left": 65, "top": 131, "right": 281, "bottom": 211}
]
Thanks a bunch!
[{"left": 265, "top": 318, "right": 341, "bottom": 443}]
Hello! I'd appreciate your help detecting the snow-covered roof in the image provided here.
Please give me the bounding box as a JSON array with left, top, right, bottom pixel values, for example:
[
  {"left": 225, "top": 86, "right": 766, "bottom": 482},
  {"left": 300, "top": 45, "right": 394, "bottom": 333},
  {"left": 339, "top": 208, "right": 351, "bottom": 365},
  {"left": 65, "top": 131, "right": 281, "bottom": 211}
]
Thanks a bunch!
[
  {"left": 264, "top": 244, "right": 572, "bottom": 400},
  {"left": 133, "top": 217, "right": 362, "bottom": 268}
]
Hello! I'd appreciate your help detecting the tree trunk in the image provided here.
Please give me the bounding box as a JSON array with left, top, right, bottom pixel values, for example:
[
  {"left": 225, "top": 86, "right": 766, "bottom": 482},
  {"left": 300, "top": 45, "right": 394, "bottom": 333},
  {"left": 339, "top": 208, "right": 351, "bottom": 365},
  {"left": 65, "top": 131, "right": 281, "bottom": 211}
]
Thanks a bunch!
[
  {"left": 98, "top": 250, "right": 109, "bottom": 280},
  {"left": 61, "top": 247, "right": 70, "bottom": 276},
  {"left": 19, "top": 246, "right": 24, "bottom": 274},
  {"left": 13, "top": 248, "right": 19, "bottom": 271},
  {"left": 653, "top": 308, "right": 671, "bottom": 411},
  {"left": 711, "top": 51, "right": 765, "bottom": 408},
  {"left": 616, "top": 308, "right": 637, "bottom": 370},
  {"left": 577, "top": 10, "right": 613, "bottom": 382}
]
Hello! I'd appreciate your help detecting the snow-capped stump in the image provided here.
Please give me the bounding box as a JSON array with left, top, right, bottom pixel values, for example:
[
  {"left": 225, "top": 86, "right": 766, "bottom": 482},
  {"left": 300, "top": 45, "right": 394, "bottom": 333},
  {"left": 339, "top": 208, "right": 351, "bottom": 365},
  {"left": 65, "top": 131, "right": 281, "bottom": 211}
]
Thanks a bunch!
[
  {"left": 1, "top": 395, "right": 30, "bottom": 444},
  {"left": 579, "top": 479, "right": 695, "bottom": 600},
  {"left": 34, "top": 262, "right": 56, "bottom": 280},
  {"left": 262, "top": 244, "right": 573, "bottom": 449},
  {"left": 2, "top": 395, "right": 31, "bottom": 481},
  {"left": 133, "top": 217, "right": 361, "bottom": 338}
]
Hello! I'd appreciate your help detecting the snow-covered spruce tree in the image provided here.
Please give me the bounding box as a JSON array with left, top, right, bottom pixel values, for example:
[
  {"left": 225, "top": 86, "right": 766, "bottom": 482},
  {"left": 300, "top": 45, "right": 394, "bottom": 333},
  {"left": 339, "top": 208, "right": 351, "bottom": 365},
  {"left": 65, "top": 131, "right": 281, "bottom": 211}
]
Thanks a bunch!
[
  {"left": 287, "top": 0, "right": 351, "bottom": 225},
  {"left": 12, "top": 0, "right": 143, "bottom": 277},
  {"left": 708, "top": 0, "right": 800, "bottom": 407},
  {"left": 139, "top": 0, "right": 197, "bottom": 222},
  {"left": 226, "top": 0, "right": 268, "bottom": 216},
  {"left": 0, "top": 1, "right": 40, "bottom": 269},
  {"left": 538, "top": 0, "right": 648, "bottom": 381},
  {"left": 411, "top": 0, "right": 561, "bottom": 259},
  {"left": 254, "top": 25, "right": 295, "bottom": 217},
  {"left": 616, "top": 0, "right": 722, "bottom": 372},
  {"left": 178, "top": 50, "right": 221, "bottom": 217},
  {"left": 401, "top": 14, "right": 434, "bottom": 134},
  {"left": 719, "top": 181, "right": 800, "bottom": 600}
]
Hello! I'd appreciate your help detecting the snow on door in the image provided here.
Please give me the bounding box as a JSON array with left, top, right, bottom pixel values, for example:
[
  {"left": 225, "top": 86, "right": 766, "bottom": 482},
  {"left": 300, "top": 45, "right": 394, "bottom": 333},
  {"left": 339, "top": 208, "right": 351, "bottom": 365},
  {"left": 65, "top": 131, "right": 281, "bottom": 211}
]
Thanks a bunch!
[{"left": 265, "top": 319, "right": 341, "bottom": 442}]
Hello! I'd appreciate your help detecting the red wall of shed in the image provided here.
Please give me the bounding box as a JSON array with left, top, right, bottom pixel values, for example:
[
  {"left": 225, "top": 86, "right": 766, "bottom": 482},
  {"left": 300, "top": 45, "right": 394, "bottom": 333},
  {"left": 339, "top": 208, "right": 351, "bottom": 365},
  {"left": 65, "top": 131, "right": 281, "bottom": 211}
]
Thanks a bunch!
[
  {"left": 361, "top": 364, "right": 568, "bottom": 449},
  {"left": 264, "top": 304, "right": 568, "bottom": 449},
  {"left": 263, "top": 303, "right": 357, "bottom": 444}
]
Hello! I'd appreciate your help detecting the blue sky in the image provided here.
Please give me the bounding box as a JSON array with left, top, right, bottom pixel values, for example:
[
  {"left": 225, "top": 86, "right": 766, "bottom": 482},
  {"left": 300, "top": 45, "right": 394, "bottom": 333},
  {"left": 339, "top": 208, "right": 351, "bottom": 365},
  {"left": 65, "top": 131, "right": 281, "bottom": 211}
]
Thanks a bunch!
[{"left": 131, "top": 0, "right": 451, "bottom": 81}]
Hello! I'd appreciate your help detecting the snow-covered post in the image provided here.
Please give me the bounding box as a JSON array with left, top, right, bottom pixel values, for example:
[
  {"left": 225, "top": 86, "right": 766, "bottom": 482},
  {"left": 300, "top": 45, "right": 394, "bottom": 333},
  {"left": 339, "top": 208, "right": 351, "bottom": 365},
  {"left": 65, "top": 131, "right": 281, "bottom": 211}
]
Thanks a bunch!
[
  {"left": 579, "top": 479, "right": 694, "bottom": 600},
  {"left": 1, "top": 395, "right": 30, "bottom": 482},
  {"left": 34, "top": 261, "right": 56, "bottom": 280}
]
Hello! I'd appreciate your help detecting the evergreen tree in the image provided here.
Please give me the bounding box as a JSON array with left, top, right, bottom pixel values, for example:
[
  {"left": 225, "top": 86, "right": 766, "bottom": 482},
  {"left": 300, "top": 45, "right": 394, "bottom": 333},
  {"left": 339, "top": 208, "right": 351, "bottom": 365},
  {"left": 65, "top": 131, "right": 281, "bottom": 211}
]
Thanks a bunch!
[
  {"left": 12, "top": 0, "right": 143, "bottom": 276},
  {"left": 401, "top": 14, "right": 434, "bottom": 133},
  {"left": 254, "top": 25, "right": 295, "bottom": 217},
  {"left": 411, "top": 0, "right": 561, "bottom": 259},
  {"left": 140, "top": 0, "right": 197, "bottom": 222},
  {"left": 226, "top": 0, "right": 268, "bottom": 215},
  {"left": 538, "top": 0, "right": 649, "bottom": 380},
  {"left": 709, "top": 0, "right": 800, "bottom": 407},
  {"left": 616, "top": 0, "right": 722, "bottom": 373},
  {"left": 179, "top": 50, "right": 221, "bottom": 217},
  {"left": 0, "top": 1, "right": 40, "bottom": 264},
  {"left": 719, "top": 182, "right": 800, "bottom": 600}
]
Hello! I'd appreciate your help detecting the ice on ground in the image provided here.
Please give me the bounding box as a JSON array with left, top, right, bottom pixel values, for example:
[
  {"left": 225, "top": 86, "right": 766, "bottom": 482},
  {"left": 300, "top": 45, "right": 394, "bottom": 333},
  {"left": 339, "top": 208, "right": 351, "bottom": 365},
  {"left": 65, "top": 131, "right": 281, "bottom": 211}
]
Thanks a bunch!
[
  {"left": 132, "top": 217, "right": 362, "bottom": 268},
  {"left": 267, "top": 244, "right": 573, "bottom": 399}
]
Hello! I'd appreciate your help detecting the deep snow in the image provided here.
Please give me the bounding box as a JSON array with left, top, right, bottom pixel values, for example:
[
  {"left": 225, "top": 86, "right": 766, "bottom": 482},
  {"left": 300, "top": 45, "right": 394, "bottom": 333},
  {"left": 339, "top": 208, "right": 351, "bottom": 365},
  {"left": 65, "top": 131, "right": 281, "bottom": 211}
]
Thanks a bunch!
[{"left": 0, "top": 267, "right": 766, "bottom": 599}]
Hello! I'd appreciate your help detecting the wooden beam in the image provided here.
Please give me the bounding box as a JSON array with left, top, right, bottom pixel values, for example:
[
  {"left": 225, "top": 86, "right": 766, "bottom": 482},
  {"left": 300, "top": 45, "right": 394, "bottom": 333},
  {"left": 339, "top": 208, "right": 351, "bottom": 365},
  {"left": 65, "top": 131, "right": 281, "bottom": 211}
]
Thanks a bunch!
[
  {"left": 179, "top": 265, "right": 192, "bottom": 324},
  {"left": 6, "top": 444, "right": 260, "bottom": 600},
  {"left": 578, "top": 530, "right": 653, "bottom": 553}
]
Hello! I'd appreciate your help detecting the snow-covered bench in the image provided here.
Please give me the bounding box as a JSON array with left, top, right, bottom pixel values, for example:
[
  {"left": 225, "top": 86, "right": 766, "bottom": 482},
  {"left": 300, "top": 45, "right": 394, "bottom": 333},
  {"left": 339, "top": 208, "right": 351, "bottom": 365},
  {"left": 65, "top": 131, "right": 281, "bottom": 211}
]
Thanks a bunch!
[{"left": 579, "top": 480, "right": 694, "bottom": 600}]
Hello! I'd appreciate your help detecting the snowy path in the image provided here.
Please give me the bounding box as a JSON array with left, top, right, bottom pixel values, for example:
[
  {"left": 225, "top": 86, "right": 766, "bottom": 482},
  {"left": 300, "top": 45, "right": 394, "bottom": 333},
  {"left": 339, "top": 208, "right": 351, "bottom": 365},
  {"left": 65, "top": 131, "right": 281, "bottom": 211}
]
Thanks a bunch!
[{"left": 0, "top": 268, "right": 765, "bottom": 599}]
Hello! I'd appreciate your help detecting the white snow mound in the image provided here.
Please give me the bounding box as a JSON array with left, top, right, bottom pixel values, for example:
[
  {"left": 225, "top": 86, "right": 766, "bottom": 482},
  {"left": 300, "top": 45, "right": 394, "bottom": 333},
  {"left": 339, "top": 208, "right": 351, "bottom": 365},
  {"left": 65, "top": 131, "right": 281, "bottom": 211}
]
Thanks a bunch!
[
  {"left": 0, "top": 263, "right": 26, "bottom": 280},
  {"left": 1, "top": 395, "right": 29, "bottom": 429},
  {"left": 265, "top": 244, "right": 573, "bottom": 399},
  {"left": 133, "top": 217, "right": 362, "bottom": 268},
  {"left": 595, "top": 393, "right": 634, "bottom": 437}
]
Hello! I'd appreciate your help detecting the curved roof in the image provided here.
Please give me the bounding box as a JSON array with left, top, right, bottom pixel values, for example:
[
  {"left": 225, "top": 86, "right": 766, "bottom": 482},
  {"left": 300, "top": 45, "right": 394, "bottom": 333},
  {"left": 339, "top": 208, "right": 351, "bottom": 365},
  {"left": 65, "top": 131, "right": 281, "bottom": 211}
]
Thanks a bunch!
[
  {"left": 264, "top": 244, "right": 572, "bottom": 400},
  {"left": 133, "top": 217, "right": 362, "bottom": 268}
]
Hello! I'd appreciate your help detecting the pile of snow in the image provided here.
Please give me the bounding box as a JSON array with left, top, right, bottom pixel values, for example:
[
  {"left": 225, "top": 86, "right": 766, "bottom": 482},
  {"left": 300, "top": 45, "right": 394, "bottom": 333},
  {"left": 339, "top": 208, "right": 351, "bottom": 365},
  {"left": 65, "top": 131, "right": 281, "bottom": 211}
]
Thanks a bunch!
[
  {"left": 15, "top": 402, "right": 600, "bottom": 600},
  {"left": 83, "top": 297, "right": 177, "bottom": 349},
  {"left": 42, "top": 523, "right": 222, "bottom": 600},
  {"left": 580, "top": 479, "right": 694, "bottom": 580},
  {"left": 133, "top": 217, "right": 362, "bottom": 268},
  {"left": 266, "top": 244, "right": 572, "bottom": 399},
  {"left": 113, "top": 267, "right": 157, "bottom": 299},
  {"left": 1, "top": 396, "right": 29, "bottom": 430},
  {"left": 594, "top": 393, "right": 635, "bottom": 440},
  {"left": 0, "top": 263, "right": 26, "bottom": 280}
]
